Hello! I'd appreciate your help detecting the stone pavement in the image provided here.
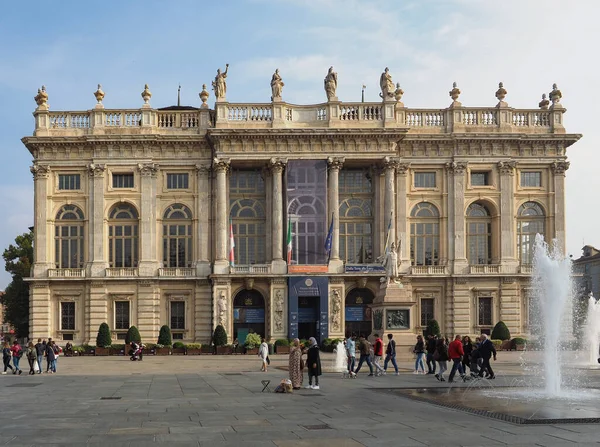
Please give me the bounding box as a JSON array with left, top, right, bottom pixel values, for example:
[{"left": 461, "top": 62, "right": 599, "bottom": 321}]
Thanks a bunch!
[{"left": 1, "top": 353, "right": 600, "bottom": 446}]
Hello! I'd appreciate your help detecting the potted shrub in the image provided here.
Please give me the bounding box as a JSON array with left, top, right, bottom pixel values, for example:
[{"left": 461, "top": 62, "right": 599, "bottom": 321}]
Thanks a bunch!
[
  {"left": 156, "top": 325, "right": 173, "bottom": 355},
  {"left": 426, "top": 319, "right": 441, "bottom": 338},
  {"left": 172, "top": 341, "right": 186, "bottom": 355},
  {"left": 213, "top": 325, "right": 230, "bottom": 354},
  {"left": 110, "top": 344, "right": 126, "bottom": 356},
  {"left": 144, "top": 343, "right": 156, "bottom": 355},
  {"left": 95, "top": 322, "right": 112, "bottom": 356},
  {"left": 511, "top": 337, "right": 527, "bottom": 351},
  {"left": 274, "top": 339, "right": 290, "bottom": 354},
  {"left": 244, "top": 333, "right": 262, "bottom": 354},
  {"left": 125, "top": 326, "right": 141, "bottom": 345},
  {"left": 200, "top": 344, "right": 213, "bottom": 355},
  {"left": 186, "top": 343, "right": 202, "bottom": 355}
]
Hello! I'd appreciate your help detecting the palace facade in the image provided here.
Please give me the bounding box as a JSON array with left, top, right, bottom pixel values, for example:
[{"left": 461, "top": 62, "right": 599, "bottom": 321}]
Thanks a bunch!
[{"left": 23, "top": 74, "right": 580, "bottom": 355}]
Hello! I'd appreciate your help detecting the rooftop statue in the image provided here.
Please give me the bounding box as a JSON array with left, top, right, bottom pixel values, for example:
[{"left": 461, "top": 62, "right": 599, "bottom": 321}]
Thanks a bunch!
[
  {"left": 380, "top": 67, "right": 395, "bottom": 100},
  {"left": 324, "top": 66, "right": 338, "bottom": 101},
  {"left": 212, "top": 64, "right": 229, "bottom": 99},
  {"left": 271, "top": 68, "right": 284, "bottom": 101}
]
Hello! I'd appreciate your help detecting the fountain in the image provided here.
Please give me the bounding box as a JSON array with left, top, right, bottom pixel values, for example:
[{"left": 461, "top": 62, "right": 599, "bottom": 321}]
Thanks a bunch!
[
  {"left": 584, "top": 293, "right": 600, "bottom": 365},
  {"left": 332, "top": 341, "right": 347, "bottom": 372}
]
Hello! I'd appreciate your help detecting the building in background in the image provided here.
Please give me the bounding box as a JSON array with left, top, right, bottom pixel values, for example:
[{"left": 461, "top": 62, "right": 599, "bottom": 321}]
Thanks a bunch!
[{"left": 22, "top": 72, "right": 580, "bottom": 355}]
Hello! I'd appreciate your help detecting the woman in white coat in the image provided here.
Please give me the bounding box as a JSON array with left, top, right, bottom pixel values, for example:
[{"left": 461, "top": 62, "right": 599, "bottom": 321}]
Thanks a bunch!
[{"left": 258, "top": 337, "right": 269, "bottom": 372}]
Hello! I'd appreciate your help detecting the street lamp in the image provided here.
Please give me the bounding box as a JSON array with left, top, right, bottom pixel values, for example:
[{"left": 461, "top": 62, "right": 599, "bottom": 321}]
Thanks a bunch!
[{"left": 361, "top": 84, "right": 366, "bottom": 103}]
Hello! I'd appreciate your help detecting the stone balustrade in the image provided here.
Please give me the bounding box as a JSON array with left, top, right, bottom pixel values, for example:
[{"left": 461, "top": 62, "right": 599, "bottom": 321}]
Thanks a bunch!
[
  {"left": 410, "top": 265, "right": 448, "bottom": 275},
  {"left": 105, "top": 267, "right": 139, "bottom": 277},
  {"left": 158, "top": 267, "right": 196, "bottom": 277},
  {"left": 33, "top": 101, "right": 565, "bottom": 137},
  {"left": 47, "top": 268, "right": 86, "bottom": 278},
  {"left": 230, "top": 265, "right": 271, "bottom": 274}
]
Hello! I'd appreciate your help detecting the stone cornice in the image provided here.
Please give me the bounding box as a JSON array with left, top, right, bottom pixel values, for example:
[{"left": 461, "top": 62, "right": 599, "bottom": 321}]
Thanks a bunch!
[{"left": 207, "top": 128, "right": 409, "bottom": 141}]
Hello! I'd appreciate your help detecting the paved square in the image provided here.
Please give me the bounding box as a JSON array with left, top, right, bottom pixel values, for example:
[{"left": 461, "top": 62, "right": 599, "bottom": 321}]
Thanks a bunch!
[{"left": 2, "top": 353, "right": 600, "bottom": 446}]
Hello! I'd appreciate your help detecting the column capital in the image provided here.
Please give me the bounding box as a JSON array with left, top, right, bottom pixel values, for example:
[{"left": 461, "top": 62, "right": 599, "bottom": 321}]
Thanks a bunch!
[
  {"left": 87, "top": 163, "right": 106, "bottom": 177},
  {"left": 551, "top": 160, "right": 570, "bottom": 176},
  {"left": 195, "top": 164, "right": 211, "bottom": 174},
  {"left": 327, "top": 156, "right": 345, "bottom": 171},
  {"left": 396, "top": 162, "right": 410, "bottom": 175},
  {"left": 497, "top": 160, "right": 517, "bottom": 176},
  {"left": 138, "top": 162, "right": 160, "bottom": 177},
  {"left": 30, "top": 163, "right": 50, "bottom": 179},
  {"left": 383, "top": 156, "right": 401, "bottom": 171},
  {"left": 445, "top": 161, "right": 468, "bottom": 175},
  {"left": 213, "top": 157, "right": 231, "bottom": 173},
  {"left": 269, "top": 157, "right": 287, "bottom": 173}
]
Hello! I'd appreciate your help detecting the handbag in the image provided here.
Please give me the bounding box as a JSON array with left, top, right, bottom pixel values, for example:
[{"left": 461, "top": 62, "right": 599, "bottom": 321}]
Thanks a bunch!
[
  {"left": 300, "top": 358, "right": 305, "bottom": 369},
  {"left": 266, "top": 356, "right": 270, "bottom": 365}
]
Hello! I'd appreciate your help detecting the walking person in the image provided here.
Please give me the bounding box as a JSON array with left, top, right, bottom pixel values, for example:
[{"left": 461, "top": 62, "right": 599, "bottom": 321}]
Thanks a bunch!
[
  {"left": 2, "top": 341, "right": 14, "bottom": 375},
  {"left": 426, "top": 335, "right": 437, "bottom": 374},
  {"left": 258, "top": 337, "right": 269, "bottom": 372},
  {"left": 383, "top": 333, "right": 399, "bottom": 375},
  {"left": 354, "top": 335, "right": 374, "bottom": 376},
  {"left": 10, "top": 340, "right": 23, "bottom": 375},
  {"left": 34, "top": 338, "right": 45, "bottom": 374},
  {"left": 45, "top": 338, "right": 53, "bottom": 373},
  {"left": 26, "top": 342, "right": 37, "bottom": 375},
  {"left": 448, "top": 335, "right": 466, "bottom": 383},
  {"left": 372, "top": 333, "right": 386, "bottom": 376},
  {"left": 305, "top": 337, "right": 322, "bottom": 390},
  {"left": 413, "top": 335, "right": 426, "bottom": 374},
  {"left": 345, "top": 333, "right": 357, "bottom": 377},
  {"left": 434, "top": 338, "right": 449, "bottom": 382},
  {"left": 288, "top": 338, "right": 304, "bottom": 390},
  {"left": 45, "top": 341, "right": 56, "bottom": 374},
  {"left": 462, "top": 336, "right": 473, "bottom": 373},
  {"left": 53, "top": 342, "right": 62, "bottom": 372},
  {"left": 477, "top": 334, "right": 497, "bottom": 379}
]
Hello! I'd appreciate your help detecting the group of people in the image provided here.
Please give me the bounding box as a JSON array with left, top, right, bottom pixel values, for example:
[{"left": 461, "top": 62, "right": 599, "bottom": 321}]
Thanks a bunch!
[
  {"left": 416, "top": 333, "right": 497, "bottom": 382},
  {"left": 287, "top": 337, "right": 322, "bottom": 390},
  {"left": 2, "top": 338, "right": 62, "bottom": 375},
  {"left": 344, "top": 333, "right": 400, "bottom": 377}
]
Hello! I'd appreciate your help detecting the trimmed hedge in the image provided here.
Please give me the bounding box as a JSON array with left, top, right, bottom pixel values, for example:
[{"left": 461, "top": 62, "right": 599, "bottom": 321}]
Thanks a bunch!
[
  {"left": 491, "top": 321, "right": 511, "bottom": 341},
  {"left": 96, "top": 323, "right": 112, "bottom": 348},
  {"left": 125, "top": 326, "right": 141, "bottom": 344},
  {"left": 426, "top": 319, "right": 441, "bottom": 337},
  {"left": 244, "top": 333, "right": 262, "bottom": 349},
  {"left": 213, "top": 325, "right": 228, "bottom": 347},
  {"left": 274, "top": 339, "right": 290, "bottom": 347},
  {"left": 158, "top": 325, "right": 172, "bottom": 347},
  {"left": 172, "top": 341, "right": 186, "bottom": 349}
]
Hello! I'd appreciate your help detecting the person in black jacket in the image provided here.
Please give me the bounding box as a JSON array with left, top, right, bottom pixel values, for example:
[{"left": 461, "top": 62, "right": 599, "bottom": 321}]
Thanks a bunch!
[
  {"left": 434, "top": 338, "right": 449, "bottom": 382},
  {"left": 477, "top": 334, "right": 497, "bottom": 379},
  {"left": 305, "top": 337, "right": 322, "bottom": 390},
  {"left": 426, "top": 335, "right": 437, "bottom": 374},
  {"left": 461, "top": 336, "right": 473, "bottom": 373}
]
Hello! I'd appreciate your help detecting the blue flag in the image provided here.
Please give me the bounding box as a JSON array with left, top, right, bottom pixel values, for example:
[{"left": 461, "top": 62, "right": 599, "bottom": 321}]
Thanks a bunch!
[{"left": 324, "top": 214, "right": 334, "bottom": 256}]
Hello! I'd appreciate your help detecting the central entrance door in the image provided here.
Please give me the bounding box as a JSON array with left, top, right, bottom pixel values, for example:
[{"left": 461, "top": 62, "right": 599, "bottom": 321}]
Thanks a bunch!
[{"left": 298, "top": 296, "right": 319, "bottom": 341}]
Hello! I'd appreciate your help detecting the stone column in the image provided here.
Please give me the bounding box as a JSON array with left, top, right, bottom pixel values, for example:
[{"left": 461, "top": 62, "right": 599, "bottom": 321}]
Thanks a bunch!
[
  {"left": 30, "top": 164, "right": 52, "bottom": 277},
  {"left": 327, "top": 157, "right": 344, "bottom": 272},
  {"left": 195, "top": 164, "right": 211, "bottom": 276},
  {"left": 498, "top": 161, "right": 517, "bottom": 270},
  {"left": 396, "top": 163, "right": 410, "bottom": 270},
  {"left": 87, "top": 164, "right": 107, "bottom": 277},
  {"left": 383, "top": 157, "right": 399, "bottom": 253},
  {"left": 138, "top": 163, "right": 160, "bottom": 276},
  {"left": 552, "top": 161, "right": 569, "bottom": 253},
  {"left": 270, "top": 158, "right": 287, "bottom": 274},
  {"left": 213, "top": 159, "right": 230, "bottom": 274},
  {"left": 30, "top": 283, "right": 50, "bottom": 341},
  {"left": 446, "top": 162, "right": 468, "bottom": 274}
]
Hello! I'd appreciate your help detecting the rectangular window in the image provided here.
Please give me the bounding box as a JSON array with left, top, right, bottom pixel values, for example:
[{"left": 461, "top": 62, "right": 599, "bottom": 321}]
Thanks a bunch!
[
  {"left": 478, "top": 297, "right": 492, "bottom": 326},
  {"left": 521, "top": 171, "right": 542, "bottom": 187},
  {"left": 115, "top": 301, "right": 130, "bottom": 330},
  {"left": 113, "top": 173, "right": 134, "bottom": 188},
  {"left": 414, "top": 172, "right": 436, "bottom": 188},
  {"left": 167, "top": 173, "right": 189, "bottom": 189},
  {"left": 61, "top": 302, "right": 75, "bottom": 330},
  {"left": 58, "top": 174, "right": 81, "bottom": 190},
  {"left": 471, "top": 171, "right": 490, "bottom": 186},
  {"left": 170, "top": 301, "right": 185, "bottom": 330},
  {"left": 420, "top": 298, "right": 434, "bottom": 327}
]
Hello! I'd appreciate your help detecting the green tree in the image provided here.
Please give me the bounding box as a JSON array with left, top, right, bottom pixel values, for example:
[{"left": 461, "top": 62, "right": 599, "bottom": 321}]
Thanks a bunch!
[
  {"left": 491, "top": 321, "right": 511, "bottom": 340},
  {"left": 426, "top": 319, "right": 441, "bottom": 337},
  {"left": 125, "top": 326, "right": 141, "bottom": 344},
  {"left": 1, "top": 230, "right": 33, "bottom": 338},
  {"left": 213, "top": 325, "right": 227, "bottom": 347},
  {"left": 96, "top": 323, "right": 112, "bottom": 347},
  {"left": 157, "top": 325, "right": 172, "bottom": 346}
]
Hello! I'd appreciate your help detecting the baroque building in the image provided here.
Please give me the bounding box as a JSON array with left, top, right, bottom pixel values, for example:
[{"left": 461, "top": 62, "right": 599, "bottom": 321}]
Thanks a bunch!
[{"left": 23, "top": 71, "right": 580, "bottom": 356}]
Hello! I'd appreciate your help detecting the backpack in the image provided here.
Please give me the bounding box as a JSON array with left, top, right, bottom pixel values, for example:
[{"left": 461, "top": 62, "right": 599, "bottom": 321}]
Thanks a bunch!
[{"left": 16, "top": 349, "right": 23, "bottom": 359}]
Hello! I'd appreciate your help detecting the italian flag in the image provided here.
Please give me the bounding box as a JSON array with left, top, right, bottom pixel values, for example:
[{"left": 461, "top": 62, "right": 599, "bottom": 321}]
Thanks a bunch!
[
  {"left": 286, "top": 217, "right": 292, "bottom": 265},
  {"left": 229, "top": 218, "right": 235, "bottom": 267}
]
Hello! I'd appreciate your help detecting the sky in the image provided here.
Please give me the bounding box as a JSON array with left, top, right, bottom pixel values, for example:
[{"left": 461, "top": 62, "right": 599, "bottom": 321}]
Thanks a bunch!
[{"left": 0, "top": 0, "right": 597, "bottom": 288}]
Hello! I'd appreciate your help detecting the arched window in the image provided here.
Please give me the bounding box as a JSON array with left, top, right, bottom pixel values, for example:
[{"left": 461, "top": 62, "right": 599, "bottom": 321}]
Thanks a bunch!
[
  {"left": 410, "top": 202, "right": 440, "bottom": 266},
  {"left": 163, "top": 203, "right": 193, "bottom": 268},
  {"left": 517, "top": 202, "right": 545, "bottom": 265},
  {"left": 55, "top": 205, "right": 84, "bottom": 268},
  {"left": 108, "top": 203, "right": 139, "bottom": 268},
  {"left": 339, "top": 169, "right": 374, "bottom": 263},
  {"left": 467, "top": 202, "right": 492, "bottom": 265},
  {"left": 229, "top": 170, "right": 266, "bottom": 265}
]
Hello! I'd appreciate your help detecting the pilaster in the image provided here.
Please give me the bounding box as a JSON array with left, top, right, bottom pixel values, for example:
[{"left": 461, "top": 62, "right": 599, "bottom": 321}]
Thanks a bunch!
[
  {"left": 85, "top": 281, "right": 107, "bottom": 344},
  {"left": 29, "top": 282, "right": 50, "bottom": 340},
  {"left": 87, "top": 164, "right": 107, "bottom": 277},
  {"left": 551, "top": 161, "right": 569, "bottom": 252},
  {"left": 194, "top": 279, "right": 212, "bottom": 343},
  {"left": 270, "top": 278, "right": 288, "bottom": 340},
  {"left": 137, "top": 280, "right": 160, "bottom": 342},
  {"left": 396, "top": 162, "right": 410, "bottom": 271},
  {"left": 500, "top": 277, "right": 520, "bottom": 335},
  {"left": 30, "top": 164, "right": 53, "bottom": 277},
  {"left": 212, "top": 278, "right": 232, "bottom": 342},
  {"left": 327, "top": 157, "right": 344, "bottom": 273},
  {"left": 328, "top": 278, "right": 345, "bottom": 338},
  {"left": 195, "top": 164, "right": 211, "bottom": 276},
  {"left": 446, "top": 161, "right": 468, "bottom": 274},
  {"left": 138, "top": 163, "right": 160, "bottom": 276},
  {"left": 498, "top": 161, "right": 518, "bottom": 270},
  {"left": 213, "top": 158, "right": 230, "bottom": 274}
]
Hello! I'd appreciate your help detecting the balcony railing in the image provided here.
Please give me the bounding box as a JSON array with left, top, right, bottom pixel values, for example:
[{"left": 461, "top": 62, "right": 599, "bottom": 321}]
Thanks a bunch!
[
  {"left": 469, "top": 264, "right": 503, "bottom": 274},
  {"left": 520, "top": 265, "right": 533, "bottom": 274},
  {"left": 230, "top": 264, "right": 271, "bottom": 274},
  {"left": 48, "top": 268, "right": 85, "bottom": 278},
  {"left": 106, "top": 268, "right": 139, "bottom": 277},
  {"left": 158, "top": 267, "right": 195, "bottom": 277},
  {"left": 410, "top": 265, "right": 447, "bottom": 275}
]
